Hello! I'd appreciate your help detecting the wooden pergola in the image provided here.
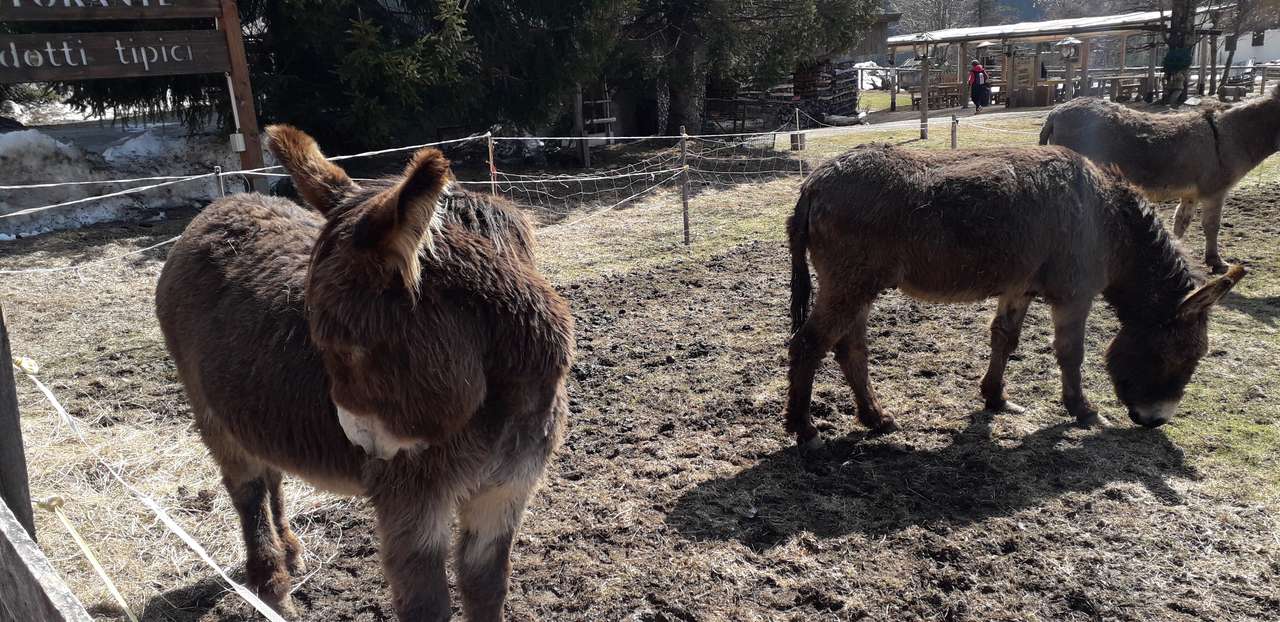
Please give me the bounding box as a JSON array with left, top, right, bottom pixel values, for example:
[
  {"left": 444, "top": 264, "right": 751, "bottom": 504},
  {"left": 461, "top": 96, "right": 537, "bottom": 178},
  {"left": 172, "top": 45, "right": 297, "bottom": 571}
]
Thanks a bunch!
[{"left": 886, "top": 7, "right": 1230, "bottom": 136}]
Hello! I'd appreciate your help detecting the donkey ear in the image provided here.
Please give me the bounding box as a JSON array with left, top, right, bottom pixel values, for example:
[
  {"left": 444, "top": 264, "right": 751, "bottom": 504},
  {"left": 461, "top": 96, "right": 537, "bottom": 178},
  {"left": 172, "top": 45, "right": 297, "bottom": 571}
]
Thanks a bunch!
[
  {"left": 265, "top": 124, "right": 355, "bottom": 215},
  {"left": 351, "top": 148, "right": 452, "bottom": 294},
  {"left": 1178, "top": 265, "right": 1246, "bottom": 319}
]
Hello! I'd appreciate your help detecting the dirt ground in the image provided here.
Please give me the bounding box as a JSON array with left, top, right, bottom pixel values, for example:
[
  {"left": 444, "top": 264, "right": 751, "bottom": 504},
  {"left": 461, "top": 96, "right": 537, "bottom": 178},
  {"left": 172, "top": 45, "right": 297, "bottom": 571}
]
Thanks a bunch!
[{"left": 2, "top": 118, "right": 1278, "bottom": 621}]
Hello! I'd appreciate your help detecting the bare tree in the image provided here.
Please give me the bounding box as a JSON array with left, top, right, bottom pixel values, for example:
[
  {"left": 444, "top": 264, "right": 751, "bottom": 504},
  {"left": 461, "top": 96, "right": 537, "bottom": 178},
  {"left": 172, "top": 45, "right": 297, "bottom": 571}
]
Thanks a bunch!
[{"left": 891, "top": 0, "right": 1018, "bottom": 33}]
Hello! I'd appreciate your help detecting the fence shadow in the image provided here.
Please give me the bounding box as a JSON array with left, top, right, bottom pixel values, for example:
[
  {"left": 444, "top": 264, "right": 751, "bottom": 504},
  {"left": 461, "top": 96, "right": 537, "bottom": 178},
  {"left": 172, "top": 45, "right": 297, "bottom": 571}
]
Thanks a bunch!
[{"left": 667, "top": 412, "right": 1194, "bottom": 551}]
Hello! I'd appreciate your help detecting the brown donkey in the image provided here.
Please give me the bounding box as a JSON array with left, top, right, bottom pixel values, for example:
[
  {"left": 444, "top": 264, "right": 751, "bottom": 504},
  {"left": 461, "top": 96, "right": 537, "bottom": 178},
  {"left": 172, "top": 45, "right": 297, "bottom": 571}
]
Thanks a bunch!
[
  {"left": 1040, "top": 88, "right": 1280, "bottom": 273},
  {"left": 155, "top": 126, "right": 574, "bottom": 620},
  {"left": 785, "top": 144, "right": 1244, "bottom": 448}
]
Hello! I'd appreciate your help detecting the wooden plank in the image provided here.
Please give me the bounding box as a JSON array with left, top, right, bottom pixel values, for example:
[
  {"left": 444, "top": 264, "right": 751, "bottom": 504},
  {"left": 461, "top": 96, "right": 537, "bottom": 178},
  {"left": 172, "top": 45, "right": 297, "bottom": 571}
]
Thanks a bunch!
[
  {"left": 1, "top": 1, "right": 220, "bottom": 21},
  {"left": 0, "top": 305, "right": 33, "bottom": 543},
  {"left": 1, "top": 501, "right": 94, "bottom": 622},
  {"left": 218, "top": 0, "right": 265, "bottom": 191},
  {"left": 0, "top": 30, "right": 229, "bottom": 84}
]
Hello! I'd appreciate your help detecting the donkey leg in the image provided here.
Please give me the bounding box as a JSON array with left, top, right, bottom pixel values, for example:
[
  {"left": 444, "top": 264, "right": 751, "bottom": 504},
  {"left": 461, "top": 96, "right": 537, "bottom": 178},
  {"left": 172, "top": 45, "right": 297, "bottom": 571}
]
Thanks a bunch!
[
  {"left": 1172, "top": 196, "right": 1197, "bottom": 238},
  {"left": 265, "top": 470, "right": 306, "bottom": 575},
  {"left": 456, "top": 476, "right": 540, "bottom": 622},
  {"left": 208, "top": 442, "right": 296, "bottom": 616},
  {"left": 980, "top": 293, "right": 1034, "bottom": 413},
  {"left": 1049, "top": 300, "right": 1102, "bottom": 427},
  {"left": 1200, "top": 194, "right": 1229, "bottom": 274},
  {"left": 373, "top": 491, "right": 453, "bottom": 622},
  {"left": 785, "top": 296, "right": 855, "bottom": 448},
  {"left": 833, "top": 301, "right": 898, "bottom": 433}
]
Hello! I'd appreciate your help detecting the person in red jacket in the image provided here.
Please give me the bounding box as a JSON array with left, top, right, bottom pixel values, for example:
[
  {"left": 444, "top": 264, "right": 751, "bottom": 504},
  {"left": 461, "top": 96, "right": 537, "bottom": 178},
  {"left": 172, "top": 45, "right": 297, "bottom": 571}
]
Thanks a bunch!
[{"left": 968, "top": 60, "right": 990, "bottom": 114}]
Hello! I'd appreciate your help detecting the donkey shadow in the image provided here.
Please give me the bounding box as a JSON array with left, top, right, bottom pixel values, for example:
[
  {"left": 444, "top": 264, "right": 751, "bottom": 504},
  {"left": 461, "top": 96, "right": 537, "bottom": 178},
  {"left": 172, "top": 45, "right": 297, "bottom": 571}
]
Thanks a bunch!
[
  {"left": 1220, "top": 291, "right": 1280, "bottom": 326},
  {"left": 668, "top": 413, "right": 1195, "bottom": 550}
]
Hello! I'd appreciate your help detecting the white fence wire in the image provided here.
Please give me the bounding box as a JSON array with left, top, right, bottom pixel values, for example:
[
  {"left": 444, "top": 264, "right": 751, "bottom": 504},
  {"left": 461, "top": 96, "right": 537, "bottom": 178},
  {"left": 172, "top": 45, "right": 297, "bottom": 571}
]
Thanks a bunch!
[{"left": 1, "top": 110, "right": 1051, "bottom": 274}]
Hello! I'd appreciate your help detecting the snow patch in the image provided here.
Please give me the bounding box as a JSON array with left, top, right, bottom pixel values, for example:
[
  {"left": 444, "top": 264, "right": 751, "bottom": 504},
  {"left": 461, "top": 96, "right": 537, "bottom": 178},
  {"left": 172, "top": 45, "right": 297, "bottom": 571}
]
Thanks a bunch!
[{"left": 0, "top": 128, "right": 231, "bottom": 238}]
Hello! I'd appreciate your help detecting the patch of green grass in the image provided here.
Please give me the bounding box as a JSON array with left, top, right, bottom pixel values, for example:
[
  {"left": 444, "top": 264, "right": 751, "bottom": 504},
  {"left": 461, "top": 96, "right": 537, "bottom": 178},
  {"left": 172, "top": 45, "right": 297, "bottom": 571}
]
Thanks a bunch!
[
  {"left": 1163, "top": 241, "right": 1280, "bottom": 499},
  {"left": 859, "top": 90, "right": 895, "bottom": 112}
]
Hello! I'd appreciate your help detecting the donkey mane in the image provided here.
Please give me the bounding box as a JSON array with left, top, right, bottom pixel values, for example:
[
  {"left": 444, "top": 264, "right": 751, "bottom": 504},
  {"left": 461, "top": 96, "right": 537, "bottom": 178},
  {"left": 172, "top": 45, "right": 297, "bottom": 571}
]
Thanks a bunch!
[
  {"left": 342, "top": 178, "right": 535, "bottom": 259},
  {"left": 1102, "top": 181, "right": 1199, "bottom": 324}
]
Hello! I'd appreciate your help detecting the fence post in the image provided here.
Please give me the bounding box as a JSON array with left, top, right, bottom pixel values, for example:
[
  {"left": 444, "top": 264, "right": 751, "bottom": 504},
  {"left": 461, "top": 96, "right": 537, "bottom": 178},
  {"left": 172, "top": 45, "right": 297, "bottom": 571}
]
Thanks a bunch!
[
  {"left": 574, "top": 83, "right": 590, "bottom": 168},
  {"left": 679, "top": 126, "right": 690, "bottom": 246},
  {"left": 213, "top": 166, "right": 226, "bottom": 197},
  {"left": 486, "top": 132, "right": 497, "bottom": 196},
  {"left": 951, "top": 115, "right": 958, "bottom": 149},
  {"left": 789, "top": 107, "right": 806, "bottom": 152},
  {"left": 920, "top": 46, "right": 931, "bottom": 140},
  {"left": 0, "top": 304, "right": 35, "bottom": 541}
]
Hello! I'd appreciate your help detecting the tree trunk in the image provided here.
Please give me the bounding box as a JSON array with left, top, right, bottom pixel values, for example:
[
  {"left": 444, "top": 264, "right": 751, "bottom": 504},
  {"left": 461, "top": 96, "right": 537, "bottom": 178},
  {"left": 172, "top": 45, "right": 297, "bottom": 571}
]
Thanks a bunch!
[
  {"left": 1219, "top": 26, "right": 1241, "bottom": 91},
  {"left": 665, "top": 34, "right": 707, "bottom": 134},
  {"left": 1162, "top": 0, "right": 1198, "bottom": 105}
]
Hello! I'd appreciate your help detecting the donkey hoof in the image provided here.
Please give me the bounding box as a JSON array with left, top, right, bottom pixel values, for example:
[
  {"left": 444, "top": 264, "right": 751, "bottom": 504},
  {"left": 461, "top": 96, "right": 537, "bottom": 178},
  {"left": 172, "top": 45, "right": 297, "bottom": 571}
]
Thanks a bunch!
[
  {"left": 797, "top": 432, "right": 825, "bottom": 452},
  {"left": 986, "top": 400, "right": 1026, "bottom": 414},
  {"left": 264, "top": 593, "right": 298, "bottom": 619},
  {"left": 1207, "top": 260, "right": 1229, "bottom": 275},
  {"left": 1074, "top": 410, "right": 1107, "bottom": 428},
  {"left": 868, "top": 416, "right": 901, "bottom": 434}
]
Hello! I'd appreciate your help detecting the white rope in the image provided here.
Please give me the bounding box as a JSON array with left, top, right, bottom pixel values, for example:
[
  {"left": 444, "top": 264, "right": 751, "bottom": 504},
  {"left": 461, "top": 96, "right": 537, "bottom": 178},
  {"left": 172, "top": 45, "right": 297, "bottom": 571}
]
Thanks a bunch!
[
  {"left": 229, "top": 132, "right": 490, "bottom": 176},
  {"left": 960, "top": 120, "right": 1043, "bottom": 135},
  {"left": 0, "top": 174, "right": 215, "bottom": 220},
  {"left": 0, "top": 235, "right": 179, "bottom": 275},
  {"left": 463, "top": 167, "right": 683, "bottom": 185},
  {"left": 0, "top": 174, "right": 198, "bottom": 190},
  {"left": 544, "top": 169, "right": 682, "bottom": 230},
  {"left": 23, "top": 372, "right": 288, "bottom": 622}
]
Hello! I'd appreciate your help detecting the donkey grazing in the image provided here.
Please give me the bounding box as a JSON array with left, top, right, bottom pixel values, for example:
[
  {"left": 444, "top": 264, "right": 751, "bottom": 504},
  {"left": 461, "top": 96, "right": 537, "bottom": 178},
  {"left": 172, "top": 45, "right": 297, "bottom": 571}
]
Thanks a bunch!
[
  {"left": 1040, "top": 88, "right": 1280, "bottom": 273},
  {"left": 156, "top": 126, "right": 574, "bottom": 620},
  {"left": 785, "top": 143, "right": 1244, "bottom": 448}
]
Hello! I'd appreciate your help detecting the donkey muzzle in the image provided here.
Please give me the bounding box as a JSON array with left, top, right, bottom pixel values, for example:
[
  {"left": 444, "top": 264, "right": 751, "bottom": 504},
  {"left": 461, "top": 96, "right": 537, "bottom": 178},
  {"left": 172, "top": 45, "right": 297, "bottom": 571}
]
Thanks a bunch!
[
  {"left": 336, "top": 405, "right": 428, "bottom": 459},
  {"left": 1128, "top": 400, "right": 1178, "bottom": 428}
]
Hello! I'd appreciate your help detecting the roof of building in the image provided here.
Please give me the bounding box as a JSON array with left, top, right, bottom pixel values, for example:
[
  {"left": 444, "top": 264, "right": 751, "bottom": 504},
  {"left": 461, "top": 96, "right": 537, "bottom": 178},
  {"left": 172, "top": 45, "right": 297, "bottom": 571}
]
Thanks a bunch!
[{"left": 888, "top": 7, "right": 1227, "bottom": 46}]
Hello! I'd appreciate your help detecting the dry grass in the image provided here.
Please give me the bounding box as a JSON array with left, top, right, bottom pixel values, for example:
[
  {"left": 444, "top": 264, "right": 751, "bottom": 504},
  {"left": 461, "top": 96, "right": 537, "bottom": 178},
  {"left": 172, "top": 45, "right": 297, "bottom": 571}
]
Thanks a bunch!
[{"left": 0, "top": 110, "right": 1277, "bottom": 620}]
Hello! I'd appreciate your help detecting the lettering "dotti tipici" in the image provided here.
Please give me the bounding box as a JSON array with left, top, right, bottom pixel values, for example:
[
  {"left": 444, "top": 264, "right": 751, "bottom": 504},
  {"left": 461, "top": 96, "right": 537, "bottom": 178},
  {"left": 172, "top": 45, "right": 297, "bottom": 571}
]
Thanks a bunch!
[{"left": 0, "top": 36, "right": 195, "bottom": 72}]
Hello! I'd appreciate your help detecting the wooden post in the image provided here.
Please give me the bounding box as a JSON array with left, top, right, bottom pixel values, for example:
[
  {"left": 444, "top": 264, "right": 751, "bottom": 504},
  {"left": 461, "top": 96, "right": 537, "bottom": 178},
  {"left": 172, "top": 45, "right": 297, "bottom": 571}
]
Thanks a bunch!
[
  {"left": 1197, "top": 37, "right": 1208, "bottom": 95},
  {"left": 1210, "top": 33, "right": 1219, "bottom": 94},
  {"left": 960, "top": 42, "right": 970, "bottom": 109},
  {"left": 0, "top": 305, "right": 34, "bottom": 542},
  {"left": 679, "top": 126, "right": 690, "bottom": 246},
  {"left": 1065, "top": 58, "right": 1077, "bottom": 99},
  {"left": 1120, "top": 35, "right": 1129, "bottom": 74},
  {"left": 1147, "top": 35, "right": 1159, "bottom": 101},
  {"left": 574, "top": 83, "right": 589, "bottom": 168},
  {"left": 890, "top": 67, "right": 898, "bottom": 112},
  {"left": 1001, "top": 47, "right": 1011, "bottom": 107},
  {"left": 890, "top": 45, "right": 901, "bottom": 112},
  {"left": 1, "top": 501, "right": 94, "bottom": 622},
  {"left": 486, "top": 133, "right": 497, "bottom": 196},
  {"left": 790, "top": 107, "right": 806, "bottom": 151},
  {"left": 950, "top": 115, "right": 958, "bottom": 149},
  {"left": 1078, "top": 38, "right": 1091, "bottom": 96},
  {"left": 218, "top": 0, "right": 265, "bottom": 192},
  {"left": 920, "top": 45, "right": 930, "bottom": 140}
]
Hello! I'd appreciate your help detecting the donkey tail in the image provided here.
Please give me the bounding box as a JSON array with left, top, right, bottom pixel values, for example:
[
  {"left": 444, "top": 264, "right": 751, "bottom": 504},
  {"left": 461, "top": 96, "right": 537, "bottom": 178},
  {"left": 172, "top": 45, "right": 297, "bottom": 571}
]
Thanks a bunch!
[
  {"left": 1038, "top": 115, "right": 1054, "bottom": 145},
  {"left": 788, "top": 191, "right": 814, "bottom": 334}
]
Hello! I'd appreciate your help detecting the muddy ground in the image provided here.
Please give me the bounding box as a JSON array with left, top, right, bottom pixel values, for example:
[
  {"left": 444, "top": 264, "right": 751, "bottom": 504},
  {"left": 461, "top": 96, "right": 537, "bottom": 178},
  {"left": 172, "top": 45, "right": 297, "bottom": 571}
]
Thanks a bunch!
[{"left": 2, "top": 160, "right": 1279, "bottom": 621}]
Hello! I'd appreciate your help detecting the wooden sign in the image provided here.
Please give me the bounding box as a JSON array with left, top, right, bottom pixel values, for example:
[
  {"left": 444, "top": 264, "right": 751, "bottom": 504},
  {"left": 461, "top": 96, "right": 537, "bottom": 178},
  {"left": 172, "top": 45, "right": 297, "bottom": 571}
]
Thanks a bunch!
[
  {"left": 0, "top": 0, "right": 221, "bottom": 21},
  {"left": 0, "top": 0, "right": 265, "bottom": 189},
  {"left": 0, "top": 31, "right": 228, "bottom": 83}
]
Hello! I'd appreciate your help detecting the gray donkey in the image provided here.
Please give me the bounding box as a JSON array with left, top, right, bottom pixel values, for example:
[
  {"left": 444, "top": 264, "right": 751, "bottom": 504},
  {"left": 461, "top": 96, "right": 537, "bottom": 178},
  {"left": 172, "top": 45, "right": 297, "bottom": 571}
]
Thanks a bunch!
[
  {"left": 785, "top": 144, "right": 1244, "bottom": 448},
  {"left": 1040, "top": 88, "right": 1280, "bottom": 273}
]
